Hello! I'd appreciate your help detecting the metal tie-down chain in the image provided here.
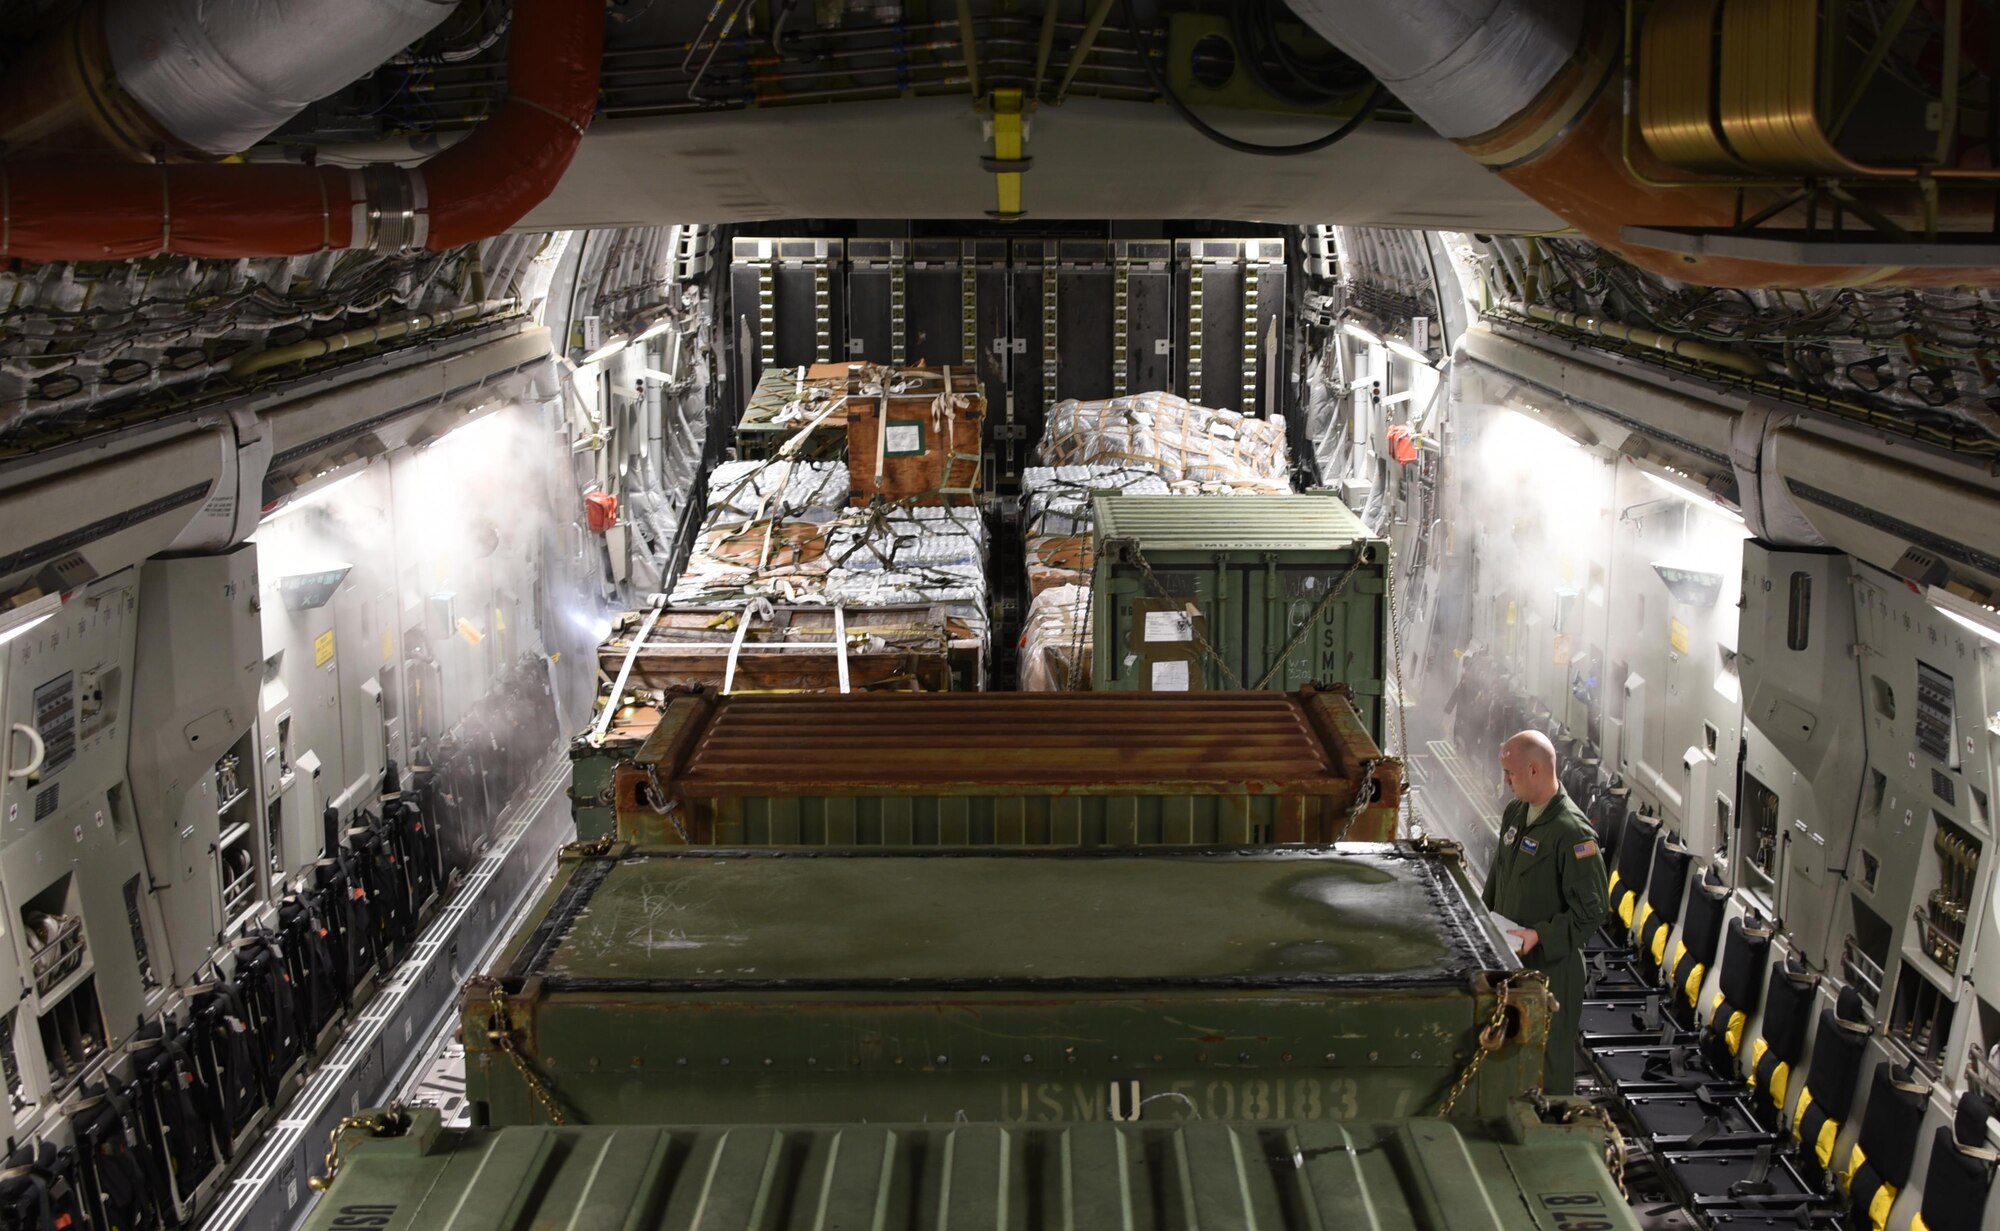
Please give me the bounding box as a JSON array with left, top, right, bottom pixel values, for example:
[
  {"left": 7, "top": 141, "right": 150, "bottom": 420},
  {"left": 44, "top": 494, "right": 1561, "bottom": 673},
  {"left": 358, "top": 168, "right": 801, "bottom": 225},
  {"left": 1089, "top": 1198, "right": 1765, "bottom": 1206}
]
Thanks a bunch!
[
  {"left": 1386, "top": 564, "right": 1419, "bottom": 834},
  {"left": 1437, "top": 971, "right": 1530, "bottom": 1117},
  {"left": 309, "top": 1104, "right": 408, "bottom": 1193},
  {"left": 1336, "top": 757, "right": 1380, "bottom": 842},
  {"left": 471, "top": 976, "right": 569, "bottom": 1125}
]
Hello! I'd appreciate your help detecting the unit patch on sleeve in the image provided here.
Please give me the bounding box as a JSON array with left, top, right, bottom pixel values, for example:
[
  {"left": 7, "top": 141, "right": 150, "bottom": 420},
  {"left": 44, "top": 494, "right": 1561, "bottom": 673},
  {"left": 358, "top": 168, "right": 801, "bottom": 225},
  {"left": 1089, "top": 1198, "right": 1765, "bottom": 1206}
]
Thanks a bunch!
[
  {"left": 1574, "top": 839, "right": 1599, "bottom": 859},
  {"left": 1519, "top": 837, "right": 1539, "bottom": 854}
]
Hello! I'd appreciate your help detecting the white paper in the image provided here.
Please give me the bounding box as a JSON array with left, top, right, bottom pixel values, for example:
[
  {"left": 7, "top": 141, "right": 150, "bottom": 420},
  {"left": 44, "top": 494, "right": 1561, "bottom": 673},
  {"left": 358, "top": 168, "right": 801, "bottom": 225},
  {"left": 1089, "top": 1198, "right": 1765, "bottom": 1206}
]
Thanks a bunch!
[
  {"left": 885, "top": 423, "right": 923, "bottom": 455},
  {"left": 1152, "top": 660, "right": 1190, "bottom": 691},
  {"left": 1490, "top": 911, "right": 1528, "bottom": 955},
  {"left": 1144, "top": 610, "right": 1194, "bottom": 642}
]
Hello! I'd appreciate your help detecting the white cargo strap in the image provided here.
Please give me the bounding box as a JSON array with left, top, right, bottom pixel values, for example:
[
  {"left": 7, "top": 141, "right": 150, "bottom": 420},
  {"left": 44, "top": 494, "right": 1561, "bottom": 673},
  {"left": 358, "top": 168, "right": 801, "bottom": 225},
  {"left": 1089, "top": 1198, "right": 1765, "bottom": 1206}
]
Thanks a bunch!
[
  {"left": 874, "top": 388, "right": 890, "bottom": 491},
  {"left": 722, "top": 600, "right": 770, "bottom": 696},
  {"left": 591, "top": 602, "right": 664, "bottom": 745},
  {"left": 780, "top": 395, "right": 846, "bottom": 457},
  {"left": 834, "top": 604, "right": 851, "bottom": 694}
]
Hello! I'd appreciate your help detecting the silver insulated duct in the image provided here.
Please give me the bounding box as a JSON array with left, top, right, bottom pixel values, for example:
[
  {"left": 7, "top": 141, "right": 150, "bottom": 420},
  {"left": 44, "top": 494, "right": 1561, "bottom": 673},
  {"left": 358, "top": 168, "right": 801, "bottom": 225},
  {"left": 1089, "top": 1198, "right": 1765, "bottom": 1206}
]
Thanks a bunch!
[
  {"left": 1283, "top": 0, "right": 1582, "bottom": 139},
  {"left": 103, "top": 0, "right": 460, "bottom": 155}
]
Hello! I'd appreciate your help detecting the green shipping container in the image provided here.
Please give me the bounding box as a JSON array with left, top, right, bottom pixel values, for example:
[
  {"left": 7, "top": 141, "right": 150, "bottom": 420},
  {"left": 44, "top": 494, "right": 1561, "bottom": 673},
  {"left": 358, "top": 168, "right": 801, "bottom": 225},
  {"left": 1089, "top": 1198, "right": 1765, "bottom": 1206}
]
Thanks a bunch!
[
  {"left": 568, "top": 697, "right": 670, "bottom": 842},
  {"left": 613, "top": 687, "right": 1403, "bottom": 846},
  {"left": 465, "top": 844, "right": 1549, "bottom": 1129},
  {"left": 1092, "top": 494, "right": 1390, "bottom": 739},
  {"left": 303, "top": 1106, "right": 1636, "bottom": 1231}
]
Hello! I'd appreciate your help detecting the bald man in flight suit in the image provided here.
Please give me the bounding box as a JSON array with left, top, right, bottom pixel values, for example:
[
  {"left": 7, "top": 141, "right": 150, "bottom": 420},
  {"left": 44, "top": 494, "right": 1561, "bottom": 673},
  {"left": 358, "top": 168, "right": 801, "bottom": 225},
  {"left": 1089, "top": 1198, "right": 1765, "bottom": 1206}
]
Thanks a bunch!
[{"left": 1481, "top": 729, "right": 1609, "bottom": 1092}]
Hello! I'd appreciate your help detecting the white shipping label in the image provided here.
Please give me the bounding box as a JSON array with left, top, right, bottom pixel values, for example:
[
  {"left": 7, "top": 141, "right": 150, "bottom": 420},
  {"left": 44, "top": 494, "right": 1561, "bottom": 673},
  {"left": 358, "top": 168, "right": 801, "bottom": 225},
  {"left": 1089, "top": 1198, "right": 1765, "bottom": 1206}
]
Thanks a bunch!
[
  {"left": 1144, "top": 610, "right": 1195, "bottom": 642},
  {"left": 1152, "top": 660, "right": 1190, "bottom": 691},
  {"left": 885, "top": 424, "right": 924, "bottom": 456}
]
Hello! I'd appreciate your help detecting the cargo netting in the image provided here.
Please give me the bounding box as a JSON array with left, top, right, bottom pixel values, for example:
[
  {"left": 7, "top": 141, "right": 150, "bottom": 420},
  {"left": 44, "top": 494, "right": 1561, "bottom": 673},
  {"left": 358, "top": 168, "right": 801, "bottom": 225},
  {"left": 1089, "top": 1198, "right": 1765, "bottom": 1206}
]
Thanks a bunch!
[
  {"left": 1018, "top": 466, "right": 1162, "bottom": 600},
  {"left": 704, "top": 459, "right": 850, "bottom": 523},
  {"left": 668, "top": 496, "right": 988, "bottom": 673},
  {"left": 1022, "top": 465, "right": 1169, "bottom": 536},
  {"left": 1035, "top": 392, "right": 1291, "bottom": 492}
]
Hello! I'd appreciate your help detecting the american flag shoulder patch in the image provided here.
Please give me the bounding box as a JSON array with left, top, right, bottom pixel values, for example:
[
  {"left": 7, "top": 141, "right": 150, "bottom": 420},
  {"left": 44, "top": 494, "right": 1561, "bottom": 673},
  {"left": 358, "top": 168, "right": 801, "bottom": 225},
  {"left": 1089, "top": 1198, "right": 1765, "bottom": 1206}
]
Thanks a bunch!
[{"left": 1574, "top": 839, "right": 1599, "bottom": 859}]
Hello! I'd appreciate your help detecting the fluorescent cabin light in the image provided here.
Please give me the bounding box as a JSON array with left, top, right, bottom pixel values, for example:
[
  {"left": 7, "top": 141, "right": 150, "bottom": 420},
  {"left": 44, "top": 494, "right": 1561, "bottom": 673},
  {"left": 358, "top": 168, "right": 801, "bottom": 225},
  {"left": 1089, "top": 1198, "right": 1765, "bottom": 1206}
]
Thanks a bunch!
[
  {"left": 0, "top": 594, "right": 62, "bottom": 647},
  {"left": 634, "top": 319, "right": 674, "bottom": 343},
  {"left": 1386, "top": 339, "right": 1435, "bottom": 367},
  {"left": 1640, "top": 469, "right": 1745, "bottom": 524},
  {"left": 261, "top": 469, "right": 367, "bottom": 524},
  {"left": 579, "top": 337, "right": 629, "bottom": 366},
  {"left": 1342, "top": 321, "right": 1383, "bottom": 347},
  {"left": 1929, "top": 586, "right": 2000, "bottom": 647}
]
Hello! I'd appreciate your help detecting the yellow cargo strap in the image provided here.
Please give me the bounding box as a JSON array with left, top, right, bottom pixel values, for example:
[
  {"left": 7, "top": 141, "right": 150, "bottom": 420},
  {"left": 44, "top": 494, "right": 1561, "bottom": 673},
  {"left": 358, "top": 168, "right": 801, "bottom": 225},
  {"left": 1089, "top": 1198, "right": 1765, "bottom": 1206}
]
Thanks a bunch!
[{"left": 985, "top": 87, "right": 1029, "bottom": 220}]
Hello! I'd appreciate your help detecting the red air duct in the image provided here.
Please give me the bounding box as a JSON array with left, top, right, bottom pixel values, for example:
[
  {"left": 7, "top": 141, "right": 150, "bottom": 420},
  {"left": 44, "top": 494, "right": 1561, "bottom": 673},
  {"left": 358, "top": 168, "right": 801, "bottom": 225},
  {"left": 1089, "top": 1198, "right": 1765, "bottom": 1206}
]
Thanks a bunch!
[{"left": 0, "top": 0, "right": 600, "bottom": 262}]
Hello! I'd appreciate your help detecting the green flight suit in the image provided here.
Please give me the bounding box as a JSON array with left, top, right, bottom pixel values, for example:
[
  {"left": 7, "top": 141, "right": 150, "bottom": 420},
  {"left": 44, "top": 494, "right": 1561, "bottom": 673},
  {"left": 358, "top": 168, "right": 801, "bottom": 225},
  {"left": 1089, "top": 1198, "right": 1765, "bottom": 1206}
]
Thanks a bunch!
[{"left": 1480, "top": 787, "right": 1609, "bottom": 1092}]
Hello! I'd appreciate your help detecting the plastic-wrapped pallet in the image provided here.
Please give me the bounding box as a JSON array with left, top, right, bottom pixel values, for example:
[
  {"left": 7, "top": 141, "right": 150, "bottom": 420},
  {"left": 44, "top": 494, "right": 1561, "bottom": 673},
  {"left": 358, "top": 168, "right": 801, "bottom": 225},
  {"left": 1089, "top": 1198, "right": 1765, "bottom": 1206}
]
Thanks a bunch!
[
  {"left": 704, "top": 460, "right": 850, "bottom": 523},
  {"left": 1019, "top": 584, "right": 1092, "bottom": 691},
  {"left": 1026, "top": 534, "right": 1091, "bottom": 597},
  {"left": 666, "top": 500, "right": 989, "bottom": 676},
  {"left": 1021, "top": 465, "right": 1167, "bottom": 536},
  {"left": 826, "top": 506, "right": 987, "bottom": 649},
  {"left": 667, "top": 518, "right": 832, "bottom": 607},
  {"left": 1036, "top": 392, "right": 1290, "bottom": 491}
]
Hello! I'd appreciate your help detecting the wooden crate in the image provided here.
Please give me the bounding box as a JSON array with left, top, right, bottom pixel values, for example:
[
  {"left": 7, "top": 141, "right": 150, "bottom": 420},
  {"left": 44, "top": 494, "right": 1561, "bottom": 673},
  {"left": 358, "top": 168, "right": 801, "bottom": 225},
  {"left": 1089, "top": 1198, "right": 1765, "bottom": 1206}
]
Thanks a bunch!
[
  {"left": 736, "top": 362, "right": 861, "bottom": 460},
  {"left": 845, "top": 367, "right": 983, "bottom": 506},
  {"left": 596, "top": 604, "right": 979, "bottom": 694}
]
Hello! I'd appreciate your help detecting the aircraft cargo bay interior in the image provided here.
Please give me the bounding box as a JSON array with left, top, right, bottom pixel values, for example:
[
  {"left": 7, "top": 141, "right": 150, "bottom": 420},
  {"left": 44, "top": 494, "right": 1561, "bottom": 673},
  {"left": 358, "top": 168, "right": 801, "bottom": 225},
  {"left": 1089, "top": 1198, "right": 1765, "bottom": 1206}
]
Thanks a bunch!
[{"left": 2, "top": 1, "right": 2000, "bottom": 1228}]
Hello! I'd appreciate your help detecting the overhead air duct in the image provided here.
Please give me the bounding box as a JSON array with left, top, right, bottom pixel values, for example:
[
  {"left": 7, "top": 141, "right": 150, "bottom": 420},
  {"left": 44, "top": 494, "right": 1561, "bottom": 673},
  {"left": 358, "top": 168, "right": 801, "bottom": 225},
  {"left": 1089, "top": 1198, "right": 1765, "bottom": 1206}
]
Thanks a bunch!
[
  {"left": 1287, "top": 0, "right": 2000, "bottom": 289},
  {"left": 0, "top": 0, "right": 601, "bottom": 262},
  {"left": 0, "top": 0, "right": 459, "bottom": 160}
]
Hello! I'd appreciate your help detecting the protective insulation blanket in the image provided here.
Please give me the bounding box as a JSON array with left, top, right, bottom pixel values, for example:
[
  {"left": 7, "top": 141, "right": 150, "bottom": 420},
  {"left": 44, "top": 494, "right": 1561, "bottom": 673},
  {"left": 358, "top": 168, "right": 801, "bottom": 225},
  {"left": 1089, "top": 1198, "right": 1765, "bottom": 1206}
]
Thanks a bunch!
[
  {"left": 705, "top": 460, "right": 850, "bottom": 523},
  {"left": 1019, "top": 584, "right": 1092, "bottom": 692},
  {"left": 1036, "top": 392, "right": 1291, "bottom": 491},
  {"left": 1021, "top": 465, "right": 1168, "bottom": 536}
]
